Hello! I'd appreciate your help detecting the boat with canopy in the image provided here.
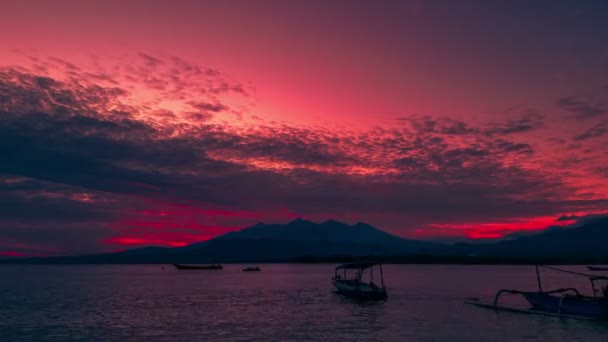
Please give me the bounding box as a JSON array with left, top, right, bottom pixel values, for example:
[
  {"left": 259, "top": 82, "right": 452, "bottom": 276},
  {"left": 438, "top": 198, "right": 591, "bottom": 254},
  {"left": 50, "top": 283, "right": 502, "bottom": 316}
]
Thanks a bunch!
[
  {"left": 466, "top": 265, "right": 608, "bottom": 320},
  {"left": 331, "top": 262, "right": 387, "bottom": 300}
]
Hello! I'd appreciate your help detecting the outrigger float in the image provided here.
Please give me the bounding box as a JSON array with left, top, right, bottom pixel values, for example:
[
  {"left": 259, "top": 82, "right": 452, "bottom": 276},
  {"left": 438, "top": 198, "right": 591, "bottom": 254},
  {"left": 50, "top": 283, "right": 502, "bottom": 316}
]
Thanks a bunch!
[{"left": 466, "top": 265, "right": 608, "bottom": 321}]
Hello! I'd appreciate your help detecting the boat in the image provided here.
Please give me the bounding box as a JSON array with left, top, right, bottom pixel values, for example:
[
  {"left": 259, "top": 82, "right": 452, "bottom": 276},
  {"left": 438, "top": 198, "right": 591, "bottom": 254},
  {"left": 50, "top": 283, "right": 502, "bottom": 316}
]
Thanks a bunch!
[
  {"left": 242, "top": 266, "right": 261, "bottom": 272},
  {"left": 466, "top": 265, "right": 608, "bottom": 320},
  {"left": 172, "top": 263, "right": 223, "bottom": 270},
  {"left": 331, "top": 262, "right": 387, "bottom": 300},
  {"left": 587, "top": 266, "right": 608, "bottom": 271}
]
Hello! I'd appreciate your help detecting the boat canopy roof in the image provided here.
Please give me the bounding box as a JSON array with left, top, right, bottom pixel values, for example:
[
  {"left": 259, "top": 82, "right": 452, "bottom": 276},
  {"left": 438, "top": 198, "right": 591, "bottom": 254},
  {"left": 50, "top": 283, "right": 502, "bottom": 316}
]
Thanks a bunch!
[{"left": 335, "top": 262, "right": 381, "bottom": 270}]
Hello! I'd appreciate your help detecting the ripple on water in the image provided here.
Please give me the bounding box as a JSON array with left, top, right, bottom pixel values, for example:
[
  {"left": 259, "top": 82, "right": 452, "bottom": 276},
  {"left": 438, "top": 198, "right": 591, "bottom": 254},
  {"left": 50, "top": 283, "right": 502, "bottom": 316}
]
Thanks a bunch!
[{"left": 1, "top": 264, "right": 608, "bottom": 341}]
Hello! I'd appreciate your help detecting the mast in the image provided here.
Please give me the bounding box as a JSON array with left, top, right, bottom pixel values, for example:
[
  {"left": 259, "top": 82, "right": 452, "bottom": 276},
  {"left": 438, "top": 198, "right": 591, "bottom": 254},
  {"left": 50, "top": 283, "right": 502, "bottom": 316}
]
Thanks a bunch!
[{"left": 535, "top": 265, "right": 543, "bottom": 292}]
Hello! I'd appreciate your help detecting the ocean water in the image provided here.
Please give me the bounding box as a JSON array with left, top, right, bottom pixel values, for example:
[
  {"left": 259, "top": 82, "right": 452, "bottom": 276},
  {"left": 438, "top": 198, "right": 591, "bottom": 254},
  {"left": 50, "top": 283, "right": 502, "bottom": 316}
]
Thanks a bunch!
[{"left": 1, "top": 264, "right": 607, "bottom": 341}]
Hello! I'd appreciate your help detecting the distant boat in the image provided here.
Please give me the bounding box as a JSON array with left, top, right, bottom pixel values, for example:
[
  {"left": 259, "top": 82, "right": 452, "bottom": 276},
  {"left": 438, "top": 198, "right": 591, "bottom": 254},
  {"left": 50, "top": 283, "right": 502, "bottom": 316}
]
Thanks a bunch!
[
  {"left": 242, "top": 266, "right": 261, "bottom": 272},
  {"left": 331, "top": 262, "right": 387, "bottom": 300},
  {"left": 466, "top": 265, "right": 608, "bottom": 320},
  {"left": 587, "top": 266, "right": 608, "bottom": 271},
  {"left": 172, "top": 264, "right": 223, "bottom": 270}
]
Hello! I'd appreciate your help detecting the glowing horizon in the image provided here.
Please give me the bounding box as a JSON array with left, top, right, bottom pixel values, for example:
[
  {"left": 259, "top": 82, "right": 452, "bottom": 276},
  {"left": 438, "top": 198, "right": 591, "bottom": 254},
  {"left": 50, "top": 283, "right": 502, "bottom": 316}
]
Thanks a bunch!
[{"left": 1, "top": 1, "right": 608, "bottom": 256}]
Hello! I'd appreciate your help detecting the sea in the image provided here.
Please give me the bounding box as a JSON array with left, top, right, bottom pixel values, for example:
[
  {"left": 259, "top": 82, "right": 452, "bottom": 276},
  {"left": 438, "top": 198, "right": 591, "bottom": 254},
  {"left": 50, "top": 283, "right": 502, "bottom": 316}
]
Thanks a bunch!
[{"left": 1, "top": 264, "right": 607, "bottom": 341}]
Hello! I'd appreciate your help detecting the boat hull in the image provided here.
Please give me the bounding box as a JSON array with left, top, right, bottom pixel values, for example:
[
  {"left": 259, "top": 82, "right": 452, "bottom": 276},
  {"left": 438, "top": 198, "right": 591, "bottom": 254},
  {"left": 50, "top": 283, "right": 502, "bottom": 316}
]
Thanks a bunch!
[
  {"left": 332, "top": 279, "right": 387, "bottom": 300},
  {"left": 465, "top": 299, "right": 600, "bottom": 321},
  {"left": 173, "top": 264, "right": 223, "bottom": 270},
  {"left": 587, "top": 266, "right": 608, "bottom": 271},
  {"left": 523, "top": 292, "right": 608, "bottom": 319}
]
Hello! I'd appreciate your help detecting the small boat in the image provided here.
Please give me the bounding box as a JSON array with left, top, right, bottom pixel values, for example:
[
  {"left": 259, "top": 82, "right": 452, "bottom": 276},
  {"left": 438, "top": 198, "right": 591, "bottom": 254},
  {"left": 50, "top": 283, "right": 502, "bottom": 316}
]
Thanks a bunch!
[
  {"left": 242, "top": 266, "right": 261, "bottom": 272},
  {"left": 466, "top": 265, "right": 608, "bottom": 320},
  {"left": 172, "top": 263, "right": 223, "bottom": 270},
  {"left": 587, "top": 266, "right": 608, "bottom": 272},
  {"left": 332, "top": 262, "right": 387, "bottom": 300}
]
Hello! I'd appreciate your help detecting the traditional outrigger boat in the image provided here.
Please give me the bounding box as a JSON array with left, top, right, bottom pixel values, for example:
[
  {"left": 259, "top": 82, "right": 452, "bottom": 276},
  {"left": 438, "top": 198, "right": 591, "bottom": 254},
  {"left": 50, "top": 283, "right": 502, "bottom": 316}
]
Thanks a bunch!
[
  {"left": 587, "top": 266, "right": 608, "bottom": 272},
  {"left": 466, "top": 265, "right": 608, "bottom": 320},
  {"left": 242, "top": 266, "right": 261, "bottom": 272},
  {"left": 331, "top": 262, "right": 387, "bottom": 300},
  {"left": 172, "top": 264, "right": 223, "bottom": 270}
]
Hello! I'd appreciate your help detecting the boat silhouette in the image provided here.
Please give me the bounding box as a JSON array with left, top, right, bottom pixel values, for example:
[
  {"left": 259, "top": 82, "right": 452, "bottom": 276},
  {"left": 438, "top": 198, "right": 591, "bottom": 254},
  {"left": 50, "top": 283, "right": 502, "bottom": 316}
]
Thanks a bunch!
[
  {"left": 466, "top": 265, "right": 608, "bottom": 320},
  {"left": 587, "top": 266, "right": 608, "bottom": 272},
  {"left": 332, "top": 262, "right": 387, "bottom": 300},
  {"left": 172, "top": 263, "right": 223, "bottom": 270},
  {"left": 242, "top": 266, "right": 261, "bottom": 272}
]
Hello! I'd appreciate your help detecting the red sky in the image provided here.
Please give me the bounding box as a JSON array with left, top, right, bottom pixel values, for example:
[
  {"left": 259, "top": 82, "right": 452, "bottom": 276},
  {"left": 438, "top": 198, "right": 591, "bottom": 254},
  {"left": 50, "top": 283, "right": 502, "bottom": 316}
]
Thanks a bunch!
[{"left": 1, "top": 0, "right": 607, "bottom": 255}]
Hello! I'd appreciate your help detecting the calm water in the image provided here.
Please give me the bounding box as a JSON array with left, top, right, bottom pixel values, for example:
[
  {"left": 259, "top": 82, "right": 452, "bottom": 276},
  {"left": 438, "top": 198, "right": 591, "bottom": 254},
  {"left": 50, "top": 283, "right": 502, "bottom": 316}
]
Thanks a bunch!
[{"left": 1, "top": 264, "right": 607, "bottom": 341}]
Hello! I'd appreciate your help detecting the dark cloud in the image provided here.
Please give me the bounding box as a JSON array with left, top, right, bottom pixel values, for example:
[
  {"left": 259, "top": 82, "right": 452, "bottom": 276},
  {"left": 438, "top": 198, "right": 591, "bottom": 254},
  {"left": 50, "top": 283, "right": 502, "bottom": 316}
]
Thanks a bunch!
[
  {"left": 47, "top": 57, "right": 81, "bottom": 71},
  {"left": 138, "top": 53, "right": 163, "bottom": 68},
  {"left": 494, "top": 140, "right": 534, "bottom": 155},
  {"left": 555, "top": 214, "right": 579, "bottom": 222},
  {"left": 399, "top": 117, "right": 479, "bottom": 135},
  {"left": 0, "top": 184, "right": 113, "bottom": 223},
  {"left": 485, "top": 110, "right": 544, "bottom": 135},
  {"left": 558, "top": 96, "right": 607, "bottom": 119},
  {"left": 1, "top": 64, "right": 606, "bottom": 254},
  {"left": 573, "top": 122, "right": 608, "bottom": 141},
  {"left": 187, "top": 101, "right": 228, "bottom": 113}
]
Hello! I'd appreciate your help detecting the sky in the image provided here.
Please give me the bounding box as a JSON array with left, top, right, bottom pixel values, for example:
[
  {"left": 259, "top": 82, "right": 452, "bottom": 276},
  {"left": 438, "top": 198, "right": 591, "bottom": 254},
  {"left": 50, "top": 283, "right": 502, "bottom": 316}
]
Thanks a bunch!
[{"left": 1, "top": 0, "right": 608, "bottom": 256}]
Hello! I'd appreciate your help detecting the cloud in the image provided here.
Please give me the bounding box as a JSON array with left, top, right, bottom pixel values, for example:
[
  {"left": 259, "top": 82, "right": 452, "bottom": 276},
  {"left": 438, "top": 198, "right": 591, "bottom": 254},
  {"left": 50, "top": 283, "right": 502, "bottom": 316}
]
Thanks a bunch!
[
  {"left": 138, "top": 53, "right": 163, "bottom": 68},
  {"left": 558, "top": 96, "right": 608, "bottom": 119},
  {"left": 188, "top": 101, "right": 228, "bottom": 113},
  {"left": 398, "top": 116, "right": 479, "bottom": 135},
  {"left": 484, "top": 110, "right": 544, "bottom": 135},
  {"left": 573, "top": 122, "right": 608, "bottom": 141},
  {"left": 1, "top": 56, "right": 607, "bottom": 254},
  {"left": 555, "top": 214, "right": 579, "bottom": 222},
  {"left": 494, "top": 140, "right": 534, "bottom": 155}
]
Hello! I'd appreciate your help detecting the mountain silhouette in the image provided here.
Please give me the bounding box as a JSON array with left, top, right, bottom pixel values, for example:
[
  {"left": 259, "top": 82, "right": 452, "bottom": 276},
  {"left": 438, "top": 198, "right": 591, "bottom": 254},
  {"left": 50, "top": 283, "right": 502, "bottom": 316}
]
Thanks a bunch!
[
  {"left": 453, "top": 215, "right": 608, "bottom": 259},
  {"left": 2, "top": 216, "right": 607, "bottom": 263},
  {"left": 213, "top": 218, "right": 434, "bottom": 248},
  {"left": 1, "top": 219, "right": 441, "bottom": 263},
  {"left": 178, "top": 218, "right": 443, "bottom": 261}
]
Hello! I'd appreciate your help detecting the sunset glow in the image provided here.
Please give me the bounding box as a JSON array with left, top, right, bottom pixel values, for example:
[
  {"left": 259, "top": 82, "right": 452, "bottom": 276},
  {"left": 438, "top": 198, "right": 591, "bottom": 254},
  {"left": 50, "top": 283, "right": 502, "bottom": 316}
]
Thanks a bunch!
[{"left": 1, "top": 0, "right": 608, "bottom": 256}]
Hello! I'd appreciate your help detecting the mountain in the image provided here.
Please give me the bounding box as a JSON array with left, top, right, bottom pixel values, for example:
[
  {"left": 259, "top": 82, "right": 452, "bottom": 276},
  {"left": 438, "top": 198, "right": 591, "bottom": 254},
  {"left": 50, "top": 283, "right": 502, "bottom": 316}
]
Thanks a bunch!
[
  {"left": 180, "top": 218, "right": 444, "bottom": 260},
  {"left": 452, "top": 216, "right": 608, "bottom": 260},
  {"left": 3, "top": 216, "right": 607, "bottom": 264},
  {"left": 3, "top": 219, "right": 443, "bottom": 264},
  {"left": 213, "top": 218, "right": 437, "bottom": 250}
]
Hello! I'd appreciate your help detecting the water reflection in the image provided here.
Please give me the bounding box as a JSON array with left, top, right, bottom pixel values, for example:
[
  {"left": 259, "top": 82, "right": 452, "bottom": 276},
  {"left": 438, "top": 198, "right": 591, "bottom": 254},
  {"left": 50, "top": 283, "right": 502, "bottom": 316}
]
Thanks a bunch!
[{"left": 0, "top": 264, "right": 607, "bottom": 341}]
